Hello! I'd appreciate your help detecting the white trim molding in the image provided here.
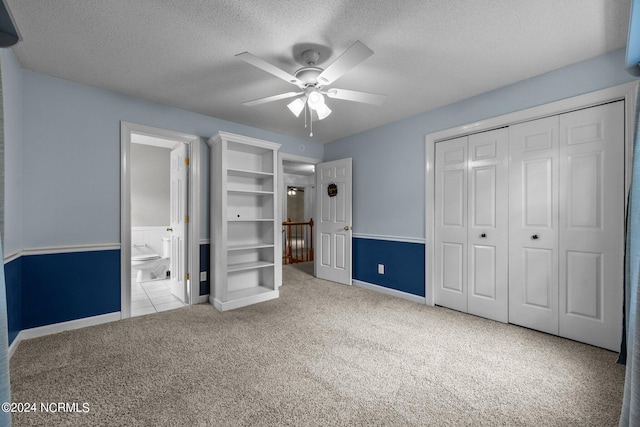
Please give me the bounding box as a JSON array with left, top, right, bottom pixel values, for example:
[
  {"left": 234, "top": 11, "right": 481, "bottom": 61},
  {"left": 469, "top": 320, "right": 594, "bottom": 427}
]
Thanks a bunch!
[
  {"left": 4, "top": 243, "right": 121, "bottom": 264},
  {"left": 121, "top": 122, "right": 201, "bottom": 319},
  {"left": 8, "top": 312, "right": 121, "bottom": 359},
  {"left": 352, "top": 233, "right": 425, "bottom": 244},
  {"left": 22, "top": 243, "right": 120, "bottom": 256},
  {"left": 3, "top": 251, "right": 20, "bottom": 264},
  {"left": 353, "top": 280, "right": 426, "bottom": 304},
  {"left": 424, "top": 81, "right": 639, "bottom": 307}
]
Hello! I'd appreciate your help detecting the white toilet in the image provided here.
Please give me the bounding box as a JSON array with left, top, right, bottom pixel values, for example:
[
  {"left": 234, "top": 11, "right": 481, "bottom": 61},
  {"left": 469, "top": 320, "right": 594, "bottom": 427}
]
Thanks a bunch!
[{"left": 132, "top": 238, "right": 171, "bottom": 283}]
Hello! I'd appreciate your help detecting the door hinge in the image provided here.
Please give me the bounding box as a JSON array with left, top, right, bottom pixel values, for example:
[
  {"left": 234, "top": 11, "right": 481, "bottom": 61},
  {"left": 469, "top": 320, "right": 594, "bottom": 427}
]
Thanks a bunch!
[
  {"left": 185, "top": 215, "right": 189, "bottom": 223},
  {"left": 185, "top": 273, "right": 189, "bottom": 281},
  {"left": 184, "top": 157, "right": 190, "bottom": 167}
]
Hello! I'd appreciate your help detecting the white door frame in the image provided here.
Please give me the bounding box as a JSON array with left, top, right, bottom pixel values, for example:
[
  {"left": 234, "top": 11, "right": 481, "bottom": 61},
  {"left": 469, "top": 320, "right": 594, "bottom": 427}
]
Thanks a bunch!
[
  {"left": 120, "top": 122, "right": 201, "bottom": 318},
  {"left": 277, "top": 152, "right": 322, "bottom": 285},
  {"left": 425, "top": 81, "right": 639, "bottom": 306}
]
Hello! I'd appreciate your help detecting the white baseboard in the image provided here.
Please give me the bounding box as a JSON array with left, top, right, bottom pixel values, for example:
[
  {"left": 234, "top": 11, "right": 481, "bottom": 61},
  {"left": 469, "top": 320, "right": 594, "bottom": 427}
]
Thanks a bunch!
[
  {"left": 8, "top": 312, "right": 121, "bottom": 359},
  {"left": 210, "top": 290, "right": 279, "bottom": 311},
  {"left": 8, "top": 333, "right": 22, "bottom": 359},
  {"left": 353, "top": 280, "right": 426, "bottom": 304},
  {"left": 196, "top": 295, "right": 209, "bottom": 304}
]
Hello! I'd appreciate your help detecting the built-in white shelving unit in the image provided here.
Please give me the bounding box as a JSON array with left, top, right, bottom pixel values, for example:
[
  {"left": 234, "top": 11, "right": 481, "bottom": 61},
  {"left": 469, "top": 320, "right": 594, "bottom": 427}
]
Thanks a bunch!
[{"left": 208, "top": 131, "right": 281, "bottom": 311}]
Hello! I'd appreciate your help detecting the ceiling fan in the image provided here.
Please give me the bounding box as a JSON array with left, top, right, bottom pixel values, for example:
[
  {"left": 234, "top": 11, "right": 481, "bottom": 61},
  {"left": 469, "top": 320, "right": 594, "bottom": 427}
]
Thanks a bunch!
[{"left": 236, "top": 40, "right": 386, "bottom": 136}]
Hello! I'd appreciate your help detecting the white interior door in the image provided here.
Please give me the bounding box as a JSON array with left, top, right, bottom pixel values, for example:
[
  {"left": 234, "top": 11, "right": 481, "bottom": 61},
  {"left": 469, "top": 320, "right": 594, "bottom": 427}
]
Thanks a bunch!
[
  {"left": 467, "top": 128, "right": 509, "bottom": 322},
  {"left": 435, "top": 137, "right": 468, "bottom": 312},
  {"left": 509, "top": 116, "right": 560, "bottom": 335},
  {"left": 169, "top": 143, "right": 189, "bottom": 303},
  {"left": 558, "top": 101, "right": 624, "bottom": 351},
  {"left": 315, "top": 158, "right": 352, "bottom": 285}
]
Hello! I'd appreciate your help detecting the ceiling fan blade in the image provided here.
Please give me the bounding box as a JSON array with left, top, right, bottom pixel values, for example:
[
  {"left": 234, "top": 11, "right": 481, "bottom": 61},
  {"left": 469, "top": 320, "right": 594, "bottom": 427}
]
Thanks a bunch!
[
  {"left": 236, "top": 52, "right": 303, "bottom": 87},
  {"left": 325, "top": 88, "right": 386, "bottom": 106},
  {"left": 242, "top": 92, "right": 303, "bottom": 107},
  {"left": 316, "top": 41, "right": 374, "bottom": 86}
]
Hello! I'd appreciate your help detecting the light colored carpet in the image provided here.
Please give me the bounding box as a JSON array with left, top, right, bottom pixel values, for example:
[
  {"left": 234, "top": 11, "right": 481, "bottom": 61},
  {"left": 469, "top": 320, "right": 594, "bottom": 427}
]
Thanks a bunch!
[{"left": 10, "top": 263, "right": 625, "bottom": 426}]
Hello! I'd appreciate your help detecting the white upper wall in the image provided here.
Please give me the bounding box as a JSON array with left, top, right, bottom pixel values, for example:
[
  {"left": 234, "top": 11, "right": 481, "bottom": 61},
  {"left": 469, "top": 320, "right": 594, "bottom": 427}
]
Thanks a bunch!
[
  {"left": 16, "top": 68, "right": 323, "bottom": 249},
  {"left": 324, "top": 48, "right": 640, "bottom": 240},
  {"left": 8, "top": 47, "right": 640, "bottom": 250},
  {"left": 1, "top": 48, "right": 22, "bottom": 257}
]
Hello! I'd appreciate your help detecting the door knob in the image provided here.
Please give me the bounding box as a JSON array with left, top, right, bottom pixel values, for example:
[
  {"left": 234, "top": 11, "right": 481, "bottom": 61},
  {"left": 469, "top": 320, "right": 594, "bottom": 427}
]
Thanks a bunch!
[
  {"left": 480, "top": 233, "right": 487, "bottom": 238},
  {"left": 531, "top": 234, "right": 539, "bottom": 240},
  {"left": 344, "top": 225, "right": 352, "bottom": 231},
  {"left": 166, "top": 227, "right": 173, "bottom": 232}
]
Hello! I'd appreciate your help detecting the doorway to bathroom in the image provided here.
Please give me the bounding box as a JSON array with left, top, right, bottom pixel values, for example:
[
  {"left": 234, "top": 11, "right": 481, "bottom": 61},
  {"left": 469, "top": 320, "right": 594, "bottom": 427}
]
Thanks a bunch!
[
  {"left": 130, "top": 136, "right": 188, "bottom": 316},
  {"left": 120, "top": 122, "right": 201, "bottom": 319}
]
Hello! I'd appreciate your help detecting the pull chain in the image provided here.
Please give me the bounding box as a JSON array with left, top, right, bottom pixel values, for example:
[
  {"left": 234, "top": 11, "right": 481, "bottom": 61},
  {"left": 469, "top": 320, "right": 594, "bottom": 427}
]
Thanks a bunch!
[{"left": 301, "top": 101, "right": 313, "bottom": 137}]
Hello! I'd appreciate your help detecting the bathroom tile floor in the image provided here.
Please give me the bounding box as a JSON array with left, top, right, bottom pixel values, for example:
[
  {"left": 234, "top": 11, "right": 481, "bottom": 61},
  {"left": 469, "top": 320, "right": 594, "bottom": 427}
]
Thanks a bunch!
[{"left": 131, "top": 277, "right": 186, "bottom": 317}]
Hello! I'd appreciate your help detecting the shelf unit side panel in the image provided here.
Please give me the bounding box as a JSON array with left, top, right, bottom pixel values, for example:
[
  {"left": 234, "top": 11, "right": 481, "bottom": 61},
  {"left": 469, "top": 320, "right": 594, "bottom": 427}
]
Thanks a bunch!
[
  {"left": 272, "top": 150, "right": 282, "bottom": 289},
  {"left": 211, "top": 139, "right": 228, "bottom": 302}
]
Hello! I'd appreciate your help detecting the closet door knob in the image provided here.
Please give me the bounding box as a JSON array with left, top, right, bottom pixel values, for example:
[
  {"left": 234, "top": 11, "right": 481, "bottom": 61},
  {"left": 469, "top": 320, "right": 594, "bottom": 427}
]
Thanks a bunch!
[
  {"left": 480, "top": 233, "right": 487, "bottom": 238},
  {"left": 531, "top": 234, "right": 539, "bottom": 240},
  {"left": 166, "top": 227, "right": 173, "bottom": 232}
]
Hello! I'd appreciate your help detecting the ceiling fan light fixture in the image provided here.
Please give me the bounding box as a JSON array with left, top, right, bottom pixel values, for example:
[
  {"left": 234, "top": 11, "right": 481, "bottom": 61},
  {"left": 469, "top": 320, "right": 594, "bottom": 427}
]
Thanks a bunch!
[
  {"left": 287, "top": 96, "right": 307, "bottom": 117},
  {"left": 307, "top": 91, "right": 325, "bottom": 110},
  {"left": 315, "top": 103, "right": 332, "bottom": 120}
]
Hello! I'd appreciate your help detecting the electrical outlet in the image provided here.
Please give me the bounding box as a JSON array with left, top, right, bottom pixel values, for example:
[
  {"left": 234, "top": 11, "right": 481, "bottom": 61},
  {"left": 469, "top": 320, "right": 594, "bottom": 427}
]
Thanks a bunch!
[
  {"left": 378, "top": 264, "right": 385, "bottom": 275},
  {"left": 200, "top": 271, "right": 207, "bottom": 281}
]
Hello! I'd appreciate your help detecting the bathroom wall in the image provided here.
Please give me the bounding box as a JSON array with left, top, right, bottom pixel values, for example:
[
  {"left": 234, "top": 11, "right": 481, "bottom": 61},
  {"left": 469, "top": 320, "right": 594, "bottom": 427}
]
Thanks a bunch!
[
  {"left": 131, "top": 143, "right": 170, "bottom": 227},
  {"left": 132, "top": 227, "right": 171, "bottom": 259}
]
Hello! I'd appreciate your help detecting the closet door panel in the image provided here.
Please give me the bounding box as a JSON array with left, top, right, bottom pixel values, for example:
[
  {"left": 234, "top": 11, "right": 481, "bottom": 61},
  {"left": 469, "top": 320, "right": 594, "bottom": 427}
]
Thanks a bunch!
[
  {"left": 467, "top": 128, "right": 509, "bottom": 322},
  {"left": 522, "top": 248, "right": 553, "bottom": 308},
  {"left": 509, "top": 116, "right": 559, "bottom": 335},
  {"left": 435, "top": 137, "right": 468, "bottom": 313},
  {"left": 559, "top": 101, "right": 624, "bottom": 351}
]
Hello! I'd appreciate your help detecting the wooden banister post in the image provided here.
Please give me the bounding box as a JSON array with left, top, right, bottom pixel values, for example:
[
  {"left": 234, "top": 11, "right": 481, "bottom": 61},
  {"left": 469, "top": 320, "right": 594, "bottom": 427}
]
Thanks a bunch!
[{"left": 309, "top": 218, "right": 314, "bottom": 261}]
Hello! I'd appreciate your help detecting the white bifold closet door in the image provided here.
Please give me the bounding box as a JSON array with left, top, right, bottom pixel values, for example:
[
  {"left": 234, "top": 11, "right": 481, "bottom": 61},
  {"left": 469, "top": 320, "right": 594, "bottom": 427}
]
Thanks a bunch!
[
  {"left": 508, "top": 115, "right": 560, "bottom": 335},
  {"left": 509, "top": 101, "right": 624, "bottom": 351},
  {"left": 435, "top": 128, "right": 509, "bottom": 322}
]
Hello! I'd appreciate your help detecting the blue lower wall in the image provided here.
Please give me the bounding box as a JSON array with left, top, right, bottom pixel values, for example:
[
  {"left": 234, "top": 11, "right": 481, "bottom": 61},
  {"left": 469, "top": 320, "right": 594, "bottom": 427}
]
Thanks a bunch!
[
  {"left": 21, "top": 250, "right": 120, "bottom": 329},
  {"left": 4, "top": 258, "right": 22, "bottom": 345},
  {"left": 200, "top": 244, "right": 210, "bottom": 296},
  {"left": 5, "top": 245, "right": 207, "bottom": 345},
  {"left": 5, "top": 241, "right": 420, "bottom": 341},
  {"left": 353, "top": 238, "right": 425, "bottom": 297}
]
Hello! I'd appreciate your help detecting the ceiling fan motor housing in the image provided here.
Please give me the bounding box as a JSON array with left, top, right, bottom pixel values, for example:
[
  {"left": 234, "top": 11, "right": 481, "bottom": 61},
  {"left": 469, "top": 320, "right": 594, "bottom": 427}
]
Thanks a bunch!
[
  {"left": 301, "top": 49, "right": 320, "bottom": 65},
  {"left": 294, "top": 66, "right": 323, "bottom": 87}
]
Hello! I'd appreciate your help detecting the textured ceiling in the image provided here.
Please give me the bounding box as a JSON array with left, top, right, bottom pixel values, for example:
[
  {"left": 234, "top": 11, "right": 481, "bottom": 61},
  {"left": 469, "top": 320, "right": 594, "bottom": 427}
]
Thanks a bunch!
[{"left": 6, "top": 0, "right": 631, "bottom": 143}]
